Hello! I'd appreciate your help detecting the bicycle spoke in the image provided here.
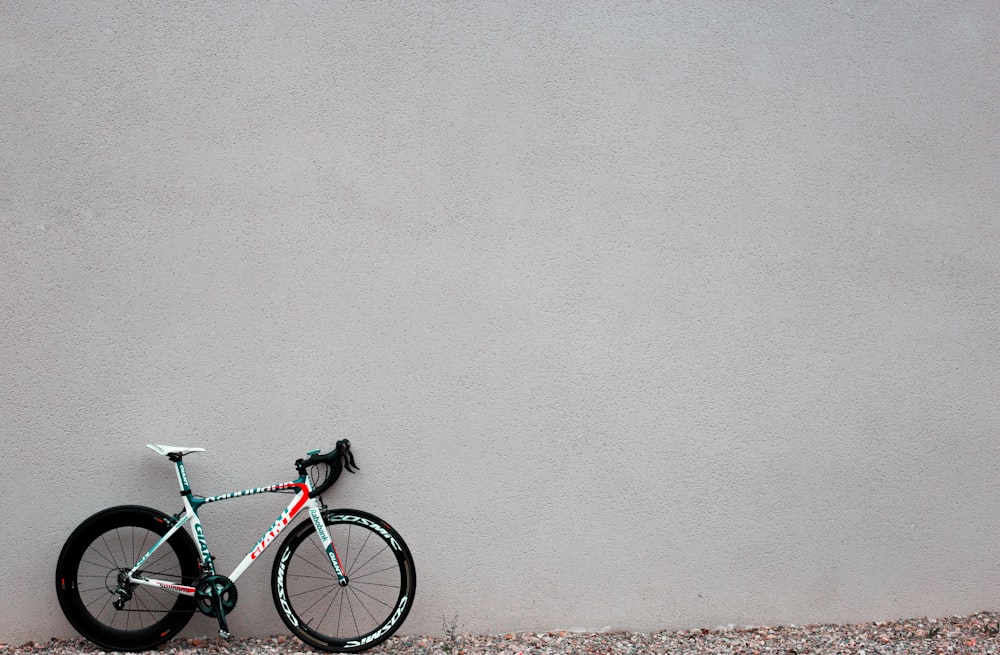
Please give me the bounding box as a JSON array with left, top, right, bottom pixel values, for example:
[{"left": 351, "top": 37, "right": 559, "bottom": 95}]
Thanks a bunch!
[
  {"left": 345, "top": 585, "right": 381, "bottom": 623},
  {"left": 296, "top": 549, "right": 339, "bottom": 578},
  {"left": 295, "top": 580, "right": 341, "bottom": 618},
  {"left": 89, "top": 539, "right": 121, "bottom": 570},
  {"left": 347, "top": 530, "right": 373, "bottom": 573},
  {"left": 347, "top": 562, "right": 400, "bottom": 583},
  {"left": 347, "top": 545, "right": 387, "bottom": 579}
]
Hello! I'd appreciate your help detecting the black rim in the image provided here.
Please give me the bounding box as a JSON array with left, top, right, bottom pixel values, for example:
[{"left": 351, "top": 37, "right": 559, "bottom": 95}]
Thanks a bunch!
[{"left": 57, "top": 510, "right": 198, "bottom": 651}]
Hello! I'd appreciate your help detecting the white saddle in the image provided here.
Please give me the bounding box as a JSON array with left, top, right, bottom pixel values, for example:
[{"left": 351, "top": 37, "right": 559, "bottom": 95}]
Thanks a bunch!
[{"left": 147, "top": 444, "right": 206, "bottom": 457}]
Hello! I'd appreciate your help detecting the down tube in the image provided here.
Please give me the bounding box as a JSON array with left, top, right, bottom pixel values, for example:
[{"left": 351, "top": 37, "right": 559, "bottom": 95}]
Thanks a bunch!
[{"left": 227, "top": 489, "right": 312, "bottom": 583}]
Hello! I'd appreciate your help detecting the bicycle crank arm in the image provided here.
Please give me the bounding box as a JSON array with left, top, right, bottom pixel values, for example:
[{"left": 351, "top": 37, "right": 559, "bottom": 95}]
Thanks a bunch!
[{"left": 213, "top": 594, "right": 231, "bottom": 639}]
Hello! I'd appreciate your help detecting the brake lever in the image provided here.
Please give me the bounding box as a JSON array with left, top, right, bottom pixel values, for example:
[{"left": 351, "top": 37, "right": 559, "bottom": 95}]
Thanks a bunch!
[{"left": 339, "top": 439, "right": 359, "bottom": 473}]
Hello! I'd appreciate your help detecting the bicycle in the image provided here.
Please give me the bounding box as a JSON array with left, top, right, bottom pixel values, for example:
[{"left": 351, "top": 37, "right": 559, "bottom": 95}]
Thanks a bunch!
[{"left": 55, "top": 440, "right": 416, "bottom": 653}]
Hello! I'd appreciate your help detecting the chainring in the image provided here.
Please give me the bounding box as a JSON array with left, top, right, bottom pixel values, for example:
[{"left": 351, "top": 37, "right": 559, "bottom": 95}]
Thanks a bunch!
[{"left": 194, "top": 574, "right": 238, "bottom": 617}]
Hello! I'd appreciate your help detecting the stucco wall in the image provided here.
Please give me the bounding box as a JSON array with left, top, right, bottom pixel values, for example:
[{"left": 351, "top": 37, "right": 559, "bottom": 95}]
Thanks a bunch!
[{"left": 3, "top": 1, "right": 1000, "bottom": 643}]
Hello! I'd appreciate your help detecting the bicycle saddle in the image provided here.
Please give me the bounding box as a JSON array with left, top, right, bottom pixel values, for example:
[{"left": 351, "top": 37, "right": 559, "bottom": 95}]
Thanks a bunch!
[{"left": 147, "top": 444, "right": 206, "bottom": 457}]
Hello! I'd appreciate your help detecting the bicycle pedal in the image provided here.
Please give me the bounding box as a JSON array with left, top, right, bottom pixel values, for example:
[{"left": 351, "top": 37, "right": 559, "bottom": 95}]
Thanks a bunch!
[{"left": 219, "top": 630, "right": 231, "bottom": 639}]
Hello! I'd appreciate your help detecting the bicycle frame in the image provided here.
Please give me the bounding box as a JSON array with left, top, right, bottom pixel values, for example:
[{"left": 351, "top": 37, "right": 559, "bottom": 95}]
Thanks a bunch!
[{"left": 126, "top": 455, "right": 348, "bottom": 595}]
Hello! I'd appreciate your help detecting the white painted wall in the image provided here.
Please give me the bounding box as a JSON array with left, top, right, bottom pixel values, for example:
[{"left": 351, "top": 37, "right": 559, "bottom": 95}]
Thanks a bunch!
[{"left": 3, "top": 1, "right": 1000, "bottom": 643}]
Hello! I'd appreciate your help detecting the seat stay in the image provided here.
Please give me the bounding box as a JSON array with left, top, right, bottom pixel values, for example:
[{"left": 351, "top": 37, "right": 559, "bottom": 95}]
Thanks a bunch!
[{"left": 126, "top": 512, "right": 197, "bottom": 594}]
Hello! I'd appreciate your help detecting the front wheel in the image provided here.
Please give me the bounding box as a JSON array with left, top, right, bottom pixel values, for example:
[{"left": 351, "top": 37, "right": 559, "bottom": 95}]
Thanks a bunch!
[
  {"left": 55, "top": 505, "right": 200, "bottom": 651},
  {"left": 272, "top": 509, "right": 416, "bottom": 652}
]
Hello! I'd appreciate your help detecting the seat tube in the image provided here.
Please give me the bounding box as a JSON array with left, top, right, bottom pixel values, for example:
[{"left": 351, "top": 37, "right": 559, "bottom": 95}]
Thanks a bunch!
[{"left": 170, "top": 455, "right": 214, "bottom": 572}]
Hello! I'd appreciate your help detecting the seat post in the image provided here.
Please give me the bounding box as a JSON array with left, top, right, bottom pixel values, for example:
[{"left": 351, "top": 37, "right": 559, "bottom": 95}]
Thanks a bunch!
[{"left": 170, "top": 454, "right": 194, "bottom": 496}]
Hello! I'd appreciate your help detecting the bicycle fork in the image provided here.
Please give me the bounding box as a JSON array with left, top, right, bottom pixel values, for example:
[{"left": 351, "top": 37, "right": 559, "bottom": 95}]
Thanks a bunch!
[{"left": 307, "top": 505, "right": 350, "bottom": 586}]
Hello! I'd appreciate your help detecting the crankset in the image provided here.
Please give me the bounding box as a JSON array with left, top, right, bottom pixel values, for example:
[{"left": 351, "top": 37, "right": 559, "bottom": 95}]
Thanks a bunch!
[
  {"left": 194, "top": 574, "right": 238, "bottom": 638},
  {"left": 194, "top": 574, "right": 238, "bottom": 617}
]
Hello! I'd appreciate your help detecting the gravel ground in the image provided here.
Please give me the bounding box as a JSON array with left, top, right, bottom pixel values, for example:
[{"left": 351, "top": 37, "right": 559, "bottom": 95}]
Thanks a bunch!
[{"left": 4, "top": 612, "right": 999, "bottom": 655}]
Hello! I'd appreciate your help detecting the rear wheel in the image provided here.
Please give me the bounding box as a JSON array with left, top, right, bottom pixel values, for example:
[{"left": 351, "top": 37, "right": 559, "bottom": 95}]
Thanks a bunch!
[
  {"left": 272, "top": 509, "right": 416, "bottom": 652},
  {"left": 55, "top": 506, "right": 200, "bottom": 651}
]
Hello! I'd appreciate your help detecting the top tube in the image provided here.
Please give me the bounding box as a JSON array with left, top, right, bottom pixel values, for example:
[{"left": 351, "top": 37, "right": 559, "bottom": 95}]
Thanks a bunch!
[
  {"left": 170, "top": 456, "right": 311, "bottom": 513},
  {"left": 199, "top": 481, "right": 310, "bottom": 505}
]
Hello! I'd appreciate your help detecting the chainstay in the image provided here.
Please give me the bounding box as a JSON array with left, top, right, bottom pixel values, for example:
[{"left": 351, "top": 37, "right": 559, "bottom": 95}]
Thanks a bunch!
[{"left": 109, "top": 607, "right": 198, "bottom": 614}]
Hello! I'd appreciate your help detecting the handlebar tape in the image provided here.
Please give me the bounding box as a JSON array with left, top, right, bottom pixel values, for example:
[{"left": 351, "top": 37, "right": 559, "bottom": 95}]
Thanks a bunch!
[{"left": 295, "top": 439, "right": 358, "bottom": 498}]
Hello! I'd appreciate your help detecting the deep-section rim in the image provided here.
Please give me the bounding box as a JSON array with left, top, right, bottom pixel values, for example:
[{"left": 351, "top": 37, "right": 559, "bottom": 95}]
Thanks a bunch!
[{"left": 55, "top": 505, "right": 200, "bottom": 652}]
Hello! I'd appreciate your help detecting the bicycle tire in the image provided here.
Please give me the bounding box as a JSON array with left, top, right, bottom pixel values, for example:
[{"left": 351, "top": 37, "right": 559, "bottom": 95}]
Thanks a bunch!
[
  {"left": 55, "top": 505, "right": 201, "bottom": 651},
  {"left": 271, "top": 509, "right": 416, "bottom": 652}
]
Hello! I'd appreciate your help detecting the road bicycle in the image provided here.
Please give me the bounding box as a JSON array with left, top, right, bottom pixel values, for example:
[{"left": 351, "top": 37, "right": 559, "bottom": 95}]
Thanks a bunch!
[{"left": 55, "top": 440, "right": 416, "bottom": 653}]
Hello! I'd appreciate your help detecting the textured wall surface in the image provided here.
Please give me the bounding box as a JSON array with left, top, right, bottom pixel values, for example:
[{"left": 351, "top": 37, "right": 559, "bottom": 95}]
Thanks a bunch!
[{"left": 3, "top": 1, "right": 1000, "bottom": 643}]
